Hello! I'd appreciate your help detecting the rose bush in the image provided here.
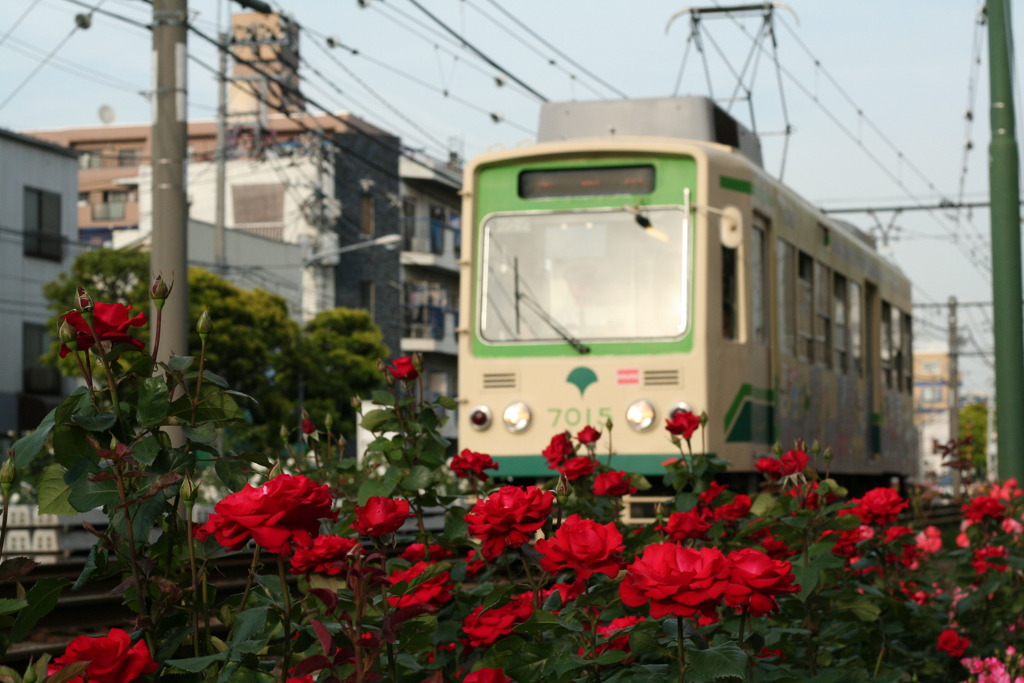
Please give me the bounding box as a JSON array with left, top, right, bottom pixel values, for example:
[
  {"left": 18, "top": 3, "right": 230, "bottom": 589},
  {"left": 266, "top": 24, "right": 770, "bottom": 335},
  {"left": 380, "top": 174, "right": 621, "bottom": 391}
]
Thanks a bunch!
[{"left": 3, "top": 288, "right": 1024, "bottom": 683}]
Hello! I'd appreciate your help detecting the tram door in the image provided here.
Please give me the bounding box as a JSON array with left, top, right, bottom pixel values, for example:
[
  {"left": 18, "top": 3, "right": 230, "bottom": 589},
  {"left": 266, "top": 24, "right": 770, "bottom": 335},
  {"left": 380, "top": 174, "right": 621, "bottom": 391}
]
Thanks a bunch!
[
  {"left": 749, "top": 218, "right": 772, "bottom": 446},
  {"left": 864, "top": 282, "right": 880, "bottom": 458}
]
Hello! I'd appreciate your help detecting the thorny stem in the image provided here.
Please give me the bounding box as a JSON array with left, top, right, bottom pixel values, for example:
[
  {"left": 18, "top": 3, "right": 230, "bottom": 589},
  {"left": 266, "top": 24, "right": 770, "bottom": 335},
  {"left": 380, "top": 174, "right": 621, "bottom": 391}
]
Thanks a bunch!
[
  {"left": 84, "top": 318, "right": 122, "bottom": 420},
  {"left": 185, "top": 501, "right": 201, "bottom": 657},
  {"left": 238, "top": 546, "right": 261, "bottom": 614},
  {"left": 0, "top": 491, "right": 10, "bottom": 558},
  {"left": 519, "top": 548, "right": 541, "bottom": 610},
  {"left": 677, "top": 615, "right": 687, "bottom": 683},
  {"left": 874, "top": 645, "right": 886, "bottom": 678},
  {"left": 277, "top": 556, "right": 293, "bottom": 683},
  {"left": 81, "top": 348, "right": 95, "bottom": 391},
  {"left": 113, "top": 461, "right": 151, "bottom": 645}
]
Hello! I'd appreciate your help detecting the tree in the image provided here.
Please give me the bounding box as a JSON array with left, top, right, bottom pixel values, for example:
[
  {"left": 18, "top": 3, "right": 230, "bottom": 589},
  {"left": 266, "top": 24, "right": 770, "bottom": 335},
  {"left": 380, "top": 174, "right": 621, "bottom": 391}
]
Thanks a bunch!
[
  {"left": 41, "top": 248, "right": 387, "bottom": 449},
  {"left": 960, "top": 401, "right": 989, "bottom": 475}
]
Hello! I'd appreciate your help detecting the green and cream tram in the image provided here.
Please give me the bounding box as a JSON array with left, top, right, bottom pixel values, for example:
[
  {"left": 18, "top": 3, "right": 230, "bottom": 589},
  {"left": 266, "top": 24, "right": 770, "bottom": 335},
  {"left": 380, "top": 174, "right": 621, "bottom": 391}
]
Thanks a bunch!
[{"left": 457, "top": 97, "right": 915, "bottom": 488}]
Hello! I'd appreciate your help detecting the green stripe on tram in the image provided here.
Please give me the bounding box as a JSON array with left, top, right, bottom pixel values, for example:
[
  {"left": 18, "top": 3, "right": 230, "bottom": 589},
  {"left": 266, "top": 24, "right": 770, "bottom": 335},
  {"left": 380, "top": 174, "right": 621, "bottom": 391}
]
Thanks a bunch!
[
  {"left": 492, "top": 454, "right": 678, "bottom": 477},
  {"left": 720, "top": 175, "right": 753, "bottom": 194},
  {"left": 724, "top": 383, "right": 775, "bottom": 444}
]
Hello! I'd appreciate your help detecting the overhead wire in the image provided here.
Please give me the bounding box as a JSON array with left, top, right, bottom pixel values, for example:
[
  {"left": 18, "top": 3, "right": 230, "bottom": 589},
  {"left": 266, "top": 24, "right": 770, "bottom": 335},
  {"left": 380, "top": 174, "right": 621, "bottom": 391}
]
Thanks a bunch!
[
  {"left": 0, "top": 0, "right": 44, "bottom": 51},
  {"left": 1, "top": 34, "right": 149, "bottom": 98}
]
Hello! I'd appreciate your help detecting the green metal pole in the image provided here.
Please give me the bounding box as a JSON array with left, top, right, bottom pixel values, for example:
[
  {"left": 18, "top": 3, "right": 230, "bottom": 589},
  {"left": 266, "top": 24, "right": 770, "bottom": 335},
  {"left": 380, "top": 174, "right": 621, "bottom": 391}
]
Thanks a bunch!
[{"left": 988, "top": 0, "right": 1024, "bottom": 482}]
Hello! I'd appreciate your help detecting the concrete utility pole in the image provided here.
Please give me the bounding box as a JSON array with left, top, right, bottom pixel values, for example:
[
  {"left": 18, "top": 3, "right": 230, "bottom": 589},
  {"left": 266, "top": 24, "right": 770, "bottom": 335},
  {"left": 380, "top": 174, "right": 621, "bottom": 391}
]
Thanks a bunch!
[
  {"left": 214, "top": 31, "right": 228, "bottom": 272},
  {"left": 988, "top": 0, "right": 1024, "bottom": 482},
  {"left": 151, "top": 0, "right": 189, "bottom": 360},
  {"left": 949, "top": 297, "right": 961, "bottom": 493}
]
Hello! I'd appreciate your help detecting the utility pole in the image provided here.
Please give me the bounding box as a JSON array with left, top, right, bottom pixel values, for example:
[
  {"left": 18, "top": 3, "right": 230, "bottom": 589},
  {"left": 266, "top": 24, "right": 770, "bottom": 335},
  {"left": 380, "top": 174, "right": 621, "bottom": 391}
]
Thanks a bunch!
[
  {"left": 948, "top": 297, "right": 961, "bottom": 494},
  {"left": 214, "top": 31, "right": 229, "bottom": 272},
  {"left": 151, "top": 0, "right": 189, "bottom": 361},
  {"left": 988, "top": 0, "right": 1024, "bottom": 482}
]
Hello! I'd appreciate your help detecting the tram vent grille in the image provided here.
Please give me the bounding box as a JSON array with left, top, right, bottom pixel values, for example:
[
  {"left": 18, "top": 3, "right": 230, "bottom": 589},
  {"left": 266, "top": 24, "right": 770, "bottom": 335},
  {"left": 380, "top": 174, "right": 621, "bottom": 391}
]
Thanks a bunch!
[
  {"left": 643, "top": 369, "right": 680, "bottom": 386},
  {"left": 482, "top": 373, "right": 517, "bottom": 390}
]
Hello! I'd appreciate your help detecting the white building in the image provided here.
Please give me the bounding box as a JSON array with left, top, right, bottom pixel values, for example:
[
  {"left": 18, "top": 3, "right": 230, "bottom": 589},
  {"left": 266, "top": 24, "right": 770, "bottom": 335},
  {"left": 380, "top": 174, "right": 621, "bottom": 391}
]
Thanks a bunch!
[{"left": 0, "top": 128, "right": 80, "bottom": 443}]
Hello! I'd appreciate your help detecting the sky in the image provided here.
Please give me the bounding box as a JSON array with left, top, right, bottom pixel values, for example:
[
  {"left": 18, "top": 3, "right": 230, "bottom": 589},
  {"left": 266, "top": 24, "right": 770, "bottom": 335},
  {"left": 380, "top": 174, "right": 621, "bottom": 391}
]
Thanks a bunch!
[{"left": 0, "top": 0, "right": 1013, "bottom": 394}]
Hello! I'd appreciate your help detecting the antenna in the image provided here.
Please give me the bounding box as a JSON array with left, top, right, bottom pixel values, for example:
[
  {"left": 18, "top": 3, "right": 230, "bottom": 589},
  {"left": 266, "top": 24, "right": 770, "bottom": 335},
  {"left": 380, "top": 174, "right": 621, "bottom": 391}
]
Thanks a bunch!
[{"left": 98, "top": 105, "right": 115, "bottom": 124}]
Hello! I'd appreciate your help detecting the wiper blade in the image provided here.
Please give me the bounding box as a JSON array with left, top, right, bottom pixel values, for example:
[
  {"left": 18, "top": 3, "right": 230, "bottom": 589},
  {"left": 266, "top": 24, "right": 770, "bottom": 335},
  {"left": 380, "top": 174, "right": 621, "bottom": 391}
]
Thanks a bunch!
[{"left": 512, "top": 257, "right": 590, "bottom": 354}]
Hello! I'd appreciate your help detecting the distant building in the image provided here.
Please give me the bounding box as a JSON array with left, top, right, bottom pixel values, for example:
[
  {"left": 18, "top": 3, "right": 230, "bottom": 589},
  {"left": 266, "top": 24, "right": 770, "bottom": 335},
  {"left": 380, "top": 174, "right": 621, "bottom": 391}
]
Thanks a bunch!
[
  {"left": 913, "top": 345, "right": 955, "bottom": 485},
  {"left": 0, "top": 128, "right": 80, "bottom": 444}
]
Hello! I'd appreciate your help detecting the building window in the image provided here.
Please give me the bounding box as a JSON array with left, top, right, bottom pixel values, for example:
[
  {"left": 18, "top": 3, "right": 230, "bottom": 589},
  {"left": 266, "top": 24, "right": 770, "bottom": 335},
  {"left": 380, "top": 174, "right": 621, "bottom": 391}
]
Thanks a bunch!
[
  {"left": 360, "top": 281, "right": 376, "bottom": 319},
  {"left": 360, "top": 193, "right": 375, "bottom": 237},
  {"left": 814, "top": 261, "right": 831, "bottom": 367},
  {"left": 401, "top": 197, "right": 417, "bottom": 250},
  {"left": 881, "top": 300, "right": 893, "bottom": 389},
  {"left": 118, "top": 148, "right": 141, "bottom": 167},
  {"left": 833, "top": 273, "right": 848, "bottom": 372},
  {"left": 23, "top": 187, "right": 62, "bottom": 261},
  {"left": 751, "top": 225, "right": 767, "bottom": 344},
  {"left": 722, "top": 245, "right": 737, "bottom": 340},
  {"left": 232, "top": 183, "right": 285, "bottom": 240},
  {"left": 776, "top": 239, "right": 795, "bottom": 356},
  {"left": 23, "top": 323, "right": 60, "bottom": 395},
  {"left": 78, "top": 151, "right": 104, "bottom": 169},
  {"left": 921, "top": 384, "right": 943, "bottom": 403},
  {"left": 923, "top": 361, "right": 941, "bottom": 374},
  {"left": 797, "top": 251, "right": 814, "bottom": 362},
  {"left": 451, "top": 210, "right": 462, "bottom": 256},
  {"left": 92, "top": 190, "right": 129, "bottom": 221},
  {"left": 849, "top": 280, "right": 863, "bottom": 376},
  {"left": 429, "top": 204, "right": 445, "bottom": 255},
  {"left": 902, "top": 312, "right": 913, "bottom": 394}
]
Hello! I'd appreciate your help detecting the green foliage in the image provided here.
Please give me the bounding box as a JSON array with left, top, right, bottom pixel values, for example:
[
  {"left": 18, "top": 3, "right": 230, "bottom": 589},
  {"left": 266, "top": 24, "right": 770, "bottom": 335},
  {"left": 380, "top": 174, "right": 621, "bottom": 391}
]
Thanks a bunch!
[{"left": 960, "top": 401, "right": 989, "bottom": 472}]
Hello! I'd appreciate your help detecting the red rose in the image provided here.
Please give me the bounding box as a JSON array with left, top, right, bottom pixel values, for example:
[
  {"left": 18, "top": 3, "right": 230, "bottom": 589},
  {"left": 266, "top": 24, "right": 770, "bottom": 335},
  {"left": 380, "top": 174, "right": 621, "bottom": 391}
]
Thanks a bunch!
[
  {"left": 779, "top": 449, "right": 809, "bottom": 476},
  {"left": 665, "top": 411, "right": 700, "bottom": 439},
  {"left": 713, "top": 494, "right": 752, "bottom": 522},
  {"left": 620, "top": 543, "right": 729, "bottom": 619},
  {"left": 462, "top": 598, "right": 534, "bottom": 648},
  {"left": 464, "top": 667, "right": 511, "bottom": 683},
  {"left": 58, "top": 302, "right": 147, "bottom": 358},
  {"left": 593, "top": 471, "right": 639, "bottom": 497},
  {"left": 450, "top": 449, "right": 499, "bottom": 480},
  {"left": 850, "top": 487, "right": 908, "bottom": 526},
  {"left": 465, "top": 486, "right": 554, "bottom": 558},
  {"left": 756, "top": 530, "right": 793, "bottom": 559},
  {"left": 722, "top": 548, "right": 799, "bottom": 616},
  {"left": 464, "top": 549, "right": 486, "bottom": 578},
  {"left": 595, "top": 615, "right": 646, "bottom": 658},
  {"left": 389, "top": 356, "right": 419, "bottom": 380},
  {"left": 301, "top": 418, "right": 316, "bottom": 435},
  {"left": 287, "top": 677, "right": 313, "bottom": 683},
  {"left": 549, "top": 578, "right": 587, "bottom": 605},
  {"left": 535, "top": 513, "right": 624, "bottom": 580},
  {"left": 936, "top": 629, "right": 970, "bottom": 657},
  {"left": 47, "top": 628, "right": 158, "bottom": 683},
  {"left": 194, "top": 474, "right": 335, "bottom": 556},
  {"left": 388, "top": 561, "right": 453, "bottom": 611},
  {"left": 543, "top": 432, "right": 575, "bottom": 469},
  {"left": 400, "top": 543, "right": 455, "bottom": 562},
  {"left": 698, "top": 481, "right": 728, "bottom": 505},
  {"left": 963, "top": 495, "right": 1006, "bottom": 523},
  {"left": 825, "top": 524, "right": 875, "bottom": 559},
  {"left": 577, "top": 425, "right": 601, "bottom": 445},
  {"left": 352, "top": 497, "right": 412, "bottom": 537},
  {"left": 756, "top": 457, "right": 782, "bottom": 478},
  {"left": 558, "top": 456, "right": 597, "bottom": 481},
  {"left": 971, "top": 546, "right": 1009, "bottom": 574},
  {"left": 289, "top": 535, "right": 362, "bottom": 575},
  {"left": 659, "top": 509, "right": 712, "bottom": 542},
  {"left": 883, "top": 526, "right": 919, "bottom": 569}
]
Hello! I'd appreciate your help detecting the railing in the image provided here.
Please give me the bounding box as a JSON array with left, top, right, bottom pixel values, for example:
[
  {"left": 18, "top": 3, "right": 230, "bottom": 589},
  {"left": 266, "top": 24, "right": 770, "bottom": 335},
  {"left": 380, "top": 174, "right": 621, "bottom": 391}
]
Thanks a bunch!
[
  {"left": 404, "top": 304, "right": 447, "bottom": 340},
  {"left": 91, "top": 202, "right": 126, "bottom": 221}
]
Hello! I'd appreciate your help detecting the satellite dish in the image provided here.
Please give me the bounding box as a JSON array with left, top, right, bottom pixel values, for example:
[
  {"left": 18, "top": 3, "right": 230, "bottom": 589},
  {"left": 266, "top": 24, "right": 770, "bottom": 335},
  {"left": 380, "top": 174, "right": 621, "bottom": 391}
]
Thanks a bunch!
[{"left": 98, "top": 105, "right": 115, "bottom": 124}]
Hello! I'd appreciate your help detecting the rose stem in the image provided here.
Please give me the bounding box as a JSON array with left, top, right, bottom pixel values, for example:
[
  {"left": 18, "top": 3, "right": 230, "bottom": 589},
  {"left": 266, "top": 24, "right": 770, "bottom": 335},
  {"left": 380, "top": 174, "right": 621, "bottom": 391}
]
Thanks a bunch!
[
  {"left": 202, "top": 568, "right": 212, "bottom": 649},
  {"left": 190, "top": 336, "right": 207, "bottom": 426},
  {"left": 737, "top": 606, "right": 746, "bottom": 647},
  {"left": 113, "top": 460, "right": 151, "bottom": 646},
  {"left": 150, "top": 305, "right": 163, "bottom": 363},
  {"left": 276, "top": 556, "right": 292, "bottom": 683},
  {"left": 84, "top": 317, "right": 122, "bottom": 420},
  {"left": 375, "top": 549, "right": 399, "bottom": 683},
  {"left": 0, "top": 490, "right": 10, "bottom": 558},
  {"left": 81, "top": 348, "right": 94, "bottom": 391},
  {"left": 238, "top": 546, "right": 261, "bottom": 615},
  {"left": 185, "top": 500, "right": 201, "bottom": 657},
  {"left": 677, "top": 615, "right": 687, "bottom": 683},
  {"left": 519, "top": 548, "right": 541, "bottom": 610}
]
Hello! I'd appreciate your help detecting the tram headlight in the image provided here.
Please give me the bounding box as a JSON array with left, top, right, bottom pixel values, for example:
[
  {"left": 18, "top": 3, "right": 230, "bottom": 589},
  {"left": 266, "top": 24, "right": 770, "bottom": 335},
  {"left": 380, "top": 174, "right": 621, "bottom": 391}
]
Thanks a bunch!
[
  {"left": 626, "top": 400, "right": 656, "bottom": 432},
  {"left": 469, "top": 405, "right": 492, "bottom": 431},
  {"left": 502, "top": 401, "right": 532, "bottom": 432},
  {"left": 668, "top": 402, "right": 693, "bottom": 419}
]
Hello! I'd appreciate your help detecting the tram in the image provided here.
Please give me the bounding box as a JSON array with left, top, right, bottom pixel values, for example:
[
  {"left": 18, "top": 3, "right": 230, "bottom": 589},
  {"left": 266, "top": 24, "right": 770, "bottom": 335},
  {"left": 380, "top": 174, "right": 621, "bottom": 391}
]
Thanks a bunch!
[{"left": 456, "top": 96, "right": 915, "bottom": 489}]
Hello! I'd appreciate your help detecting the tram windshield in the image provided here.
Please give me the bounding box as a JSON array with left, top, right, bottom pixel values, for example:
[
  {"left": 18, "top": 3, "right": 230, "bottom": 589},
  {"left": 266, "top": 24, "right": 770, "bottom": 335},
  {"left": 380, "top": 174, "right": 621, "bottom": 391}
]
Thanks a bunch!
[{"left": 479, "top": 207, "right": 689, "bottom": 344}]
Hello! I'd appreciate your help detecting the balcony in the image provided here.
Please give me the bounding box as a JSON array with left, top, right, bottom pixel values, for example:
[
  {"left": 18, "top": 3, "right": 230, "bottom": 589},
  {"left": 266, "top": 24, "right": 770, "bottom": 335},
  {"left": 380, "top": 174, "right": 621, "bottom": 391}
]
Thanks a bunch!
[
  {"left": 400, "top": 218, "right": 460, "bottom": 272},
  {"left": 91, "top": 202, "right": 126, "bottom": 221},
  {"left": 402, "top": 304, "right": 458, "bottom": 356}
]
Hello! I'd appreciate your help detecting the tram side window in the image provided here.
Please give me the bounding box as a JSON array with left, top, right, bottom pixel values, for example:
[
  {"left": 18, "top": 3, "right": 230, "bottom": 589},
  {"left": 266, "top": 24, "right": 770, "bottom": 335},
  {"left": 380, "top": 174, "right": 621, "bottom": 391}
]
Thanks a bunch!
[
  {"left": 902, "top": 312, "right": 913, "bottom": 394},
  {"left": 815, "top": 261, "right": 832, "bottom": 368},
  {"left": 833, "top": 273, "right": 848, "bottom": 372},
  {"left": 722, "top": 246, "right": 738, "bottom": 340},
  {"left": 881, "top": 301, "right": 893, "bottom": 389},
  {"left": 777, "top": 239, "right": 796, "bottom": 356},
  {"left": 752, "top": 226, "right": 767, "bottom": 344},
  {"left": 797, "top": 252, "right": 814, "bottom": 363},
  {"left": 849, "top": 281, "right": 863, "bottom": 375},
  {"left": 891, "top": 304, "right": 903, "bottom": 391}
]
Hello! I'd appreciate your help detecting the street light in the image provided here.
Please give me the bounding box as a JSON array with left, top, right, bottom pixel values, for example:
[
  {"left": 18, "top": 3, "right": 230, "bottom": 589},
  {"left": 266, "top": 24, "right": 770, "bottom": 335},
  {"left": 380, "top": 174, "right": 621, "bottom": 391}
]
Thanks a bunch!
[{"left": 303, "top": 233, "right": 402, "bottom": 266}]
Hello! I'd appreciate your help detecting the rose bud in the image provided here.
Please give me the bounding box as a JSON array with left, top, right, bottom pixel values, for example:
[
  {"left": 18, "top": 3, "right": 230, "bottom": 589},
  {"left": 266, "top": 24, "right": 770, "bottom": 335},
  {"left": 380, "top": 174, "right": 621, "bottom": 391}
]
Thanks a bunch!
[
  {"left": 268, "top": 461, "right": 283, "bottom": 479},
  {"left": 324, "top": 413, "right": 333, "bottom": 430},
  {"left": 149, "top": 274, "right": 172, "bottom": 309},
  {"left": 196, "top": 309, "right": 213, "bottom": 340},
  {"left": 59, "top": 319, "right": 78, "bottom": 353},
  {"left": 181, "top": 472, "right": 199, "bottom": 504},
  {"left": 555, "top": 472, "right": 572, "bottom": 505},
  {"left": 0, "top": 457, "right": 16, "bottom": 495},
  {"left": 76, "top": 285, "right": 93, "bottom": 312}
]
